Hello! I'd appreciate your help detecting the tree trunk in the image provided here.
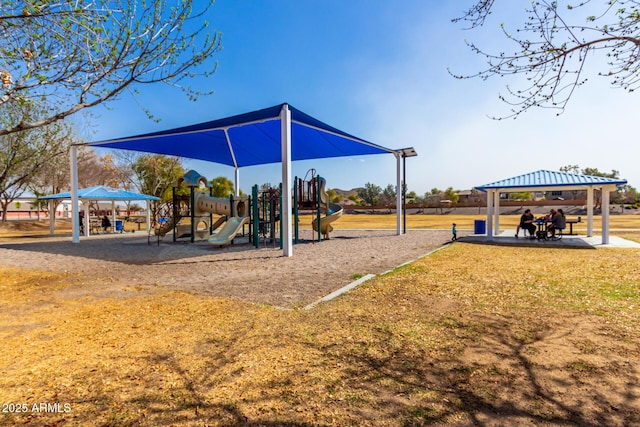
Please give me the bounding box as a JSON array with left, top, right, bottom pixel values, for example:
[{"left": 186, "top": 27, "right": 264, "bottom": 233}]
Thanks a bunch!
[{"left": 1, "top": 202, "right": 7, "bottom": 222}]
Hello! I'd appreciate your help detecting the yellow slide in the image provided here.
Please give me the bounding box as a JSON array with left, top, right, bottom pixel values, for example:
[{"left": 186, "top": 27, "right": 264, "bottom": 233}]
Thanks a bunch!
[
  {"left": 208, "top": 216, "right": 249, "bottom": 246},
  {"left": 312, "top": 202, "right": 343, "bottom": 238},
  {"left": 311, "top": 177, "right": 343, "bottom": 239}
]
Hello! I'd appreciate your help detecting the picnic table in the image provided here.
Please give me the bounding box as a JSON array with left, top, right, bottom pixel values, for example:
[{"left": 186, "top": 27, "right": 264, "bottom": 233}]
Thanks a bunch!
[
  {"left": 565, "top": 216, "right": 582, "bottom": 235},
  {"left": 90, "top": 218, "right": 124, "bottom": 234},
  {"left": 127, "top": 216, "right": 147, "bottom": 230},
  {"left": 90, "top": 219, "right": 103, "bottom": 234}
]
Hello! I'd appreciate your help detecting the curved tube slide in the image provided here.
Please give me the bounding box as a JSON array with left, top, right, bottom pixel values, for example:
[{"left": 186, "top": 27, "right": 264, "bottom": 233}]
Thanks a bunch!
[
  {"left": 311, "top": 177, "right": 343, "bottom": 238},
  {"left": 194, "top": 193, "right": 249, "bottom": 246}
]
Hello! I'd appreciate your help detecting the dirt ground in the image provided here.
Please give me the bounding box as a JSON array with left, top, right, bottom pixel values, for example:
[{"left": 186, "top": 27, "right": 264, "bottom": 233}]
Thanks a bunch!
[{"left": 0, "top": 227, "right": 451, "bottom": 308}]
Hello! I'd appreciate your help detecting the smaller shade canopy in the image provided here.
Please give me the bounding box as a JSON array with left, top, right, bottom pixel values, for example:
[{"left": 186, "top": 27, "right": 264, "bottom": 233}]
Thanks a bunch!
[
  {"left": 475, "top": 169, "right": 626, "bottom": 245},
  {"left": 40, "top": 186, "right": 160, "bottom": 201},
  {"left": 475, "top": 169, "right": 627, "bottom": 191}
]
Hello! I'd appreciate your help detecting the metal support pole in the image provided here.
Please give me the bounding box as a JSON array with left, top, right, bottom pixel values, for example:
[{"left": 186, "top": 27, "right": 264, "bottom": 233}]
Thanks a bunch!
[
  {"left": 234, "top": 167, "right": 240, "bottom": 197},
  {"left": 280, "top": 104, "right": 293, "bottom": 257},
  {"left": 395, "top": 153, "right": 402, "bottom": 235},
  {"left": 493, "top": 191, "right": 500, "bottom": 235},
  {"left": 70, "top": 145, "right": 80, "bottom": 243},
  {"left": 486, "top": 189, "right": 494, "bottom": 241},
  {"left": 587, "top": 187, "right": 594, "bottom": 237},
  {"left": 252, "top": 185, "right": 259, "bottom": 248},
  {"left": 602, "top": 187, "right": 610, "bottom": 244},
  {"left": 316, "top": 176, "right": 322, "bottom": 243},
  {"left": 190, "top": 187, "right": 195, "bottom": 243},
  {"left": 403, "top": 154, "right": 407, "bottom": 234},
  {"left": 172, "top": 187, "right": 177, "bottom": 242},
  {"left": 209, "top": 185, "right": 214, "bottom": 234},
  {"left": 294, "top": 177, "right": 299, "bottom": 244},
  {"left": 279, "top": 183, "right": 283, "bottom": 249}
]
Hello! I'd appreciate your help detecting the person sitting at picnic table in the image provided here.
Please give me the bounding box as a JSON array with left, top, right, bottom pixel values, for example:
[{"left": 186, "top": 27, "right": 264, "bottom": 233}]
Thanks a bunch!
[
  {"left": 79, "top": 211, "right": 85, "bottom": 233},
  {"left": 547, "top": 208, "right": 566, "bottom": 239},
  {"left": 101, "top": 215, "right": 111, "bottom": 232},
  {"left": 515, "top": 209, "right": 536, "bottom": 239}
]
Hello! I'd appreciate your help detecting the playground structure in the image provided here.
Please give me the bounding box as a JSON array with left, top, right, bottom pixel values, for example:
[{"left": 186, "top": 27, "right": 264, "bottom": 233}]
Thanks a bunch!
[
  {"left": 295, "top": 169, "right": 343, "bottom": 240},
  {"left": 151, "top": 169, "right": 342, "bottom": 247},
  {"left": 152, "top": 170, "right": 249, "bottom": 246}
]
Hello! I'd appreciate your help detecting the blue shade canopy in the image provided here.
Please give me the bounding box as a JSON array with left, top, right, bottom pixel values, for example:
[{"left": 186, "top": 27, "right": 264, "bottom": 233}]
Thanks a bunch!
[
  {"left": 475, "top": 169, "right": 627, "bottom": 191},
  {"left": 87, "top": 103, "right": 395, "bottom": 167},
  {"left": 40, "top": 185, "right": 160, "bottom": 201}
]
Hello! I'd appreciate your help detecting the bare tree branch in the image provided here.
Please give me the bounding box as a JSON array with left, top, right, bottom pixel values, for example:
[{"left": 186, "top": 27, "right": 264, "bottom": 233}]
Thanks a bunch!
[
  {"left": 451, "top": 0, "right": 640, "bottom": 118},
  {"left": 0, "top": 0, "right": 222, "bottom": 135}
]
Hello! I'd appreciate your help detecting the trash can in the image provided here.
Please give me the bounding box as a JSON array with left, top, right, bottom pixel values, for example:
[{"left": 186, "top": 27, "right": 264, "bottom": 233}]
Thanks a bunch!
[
  {"left": 474, "top": 219, "right": 486, "bottom": 235},
  {"left": 115, "top": 220, "right": 123, "bottom": 233}
]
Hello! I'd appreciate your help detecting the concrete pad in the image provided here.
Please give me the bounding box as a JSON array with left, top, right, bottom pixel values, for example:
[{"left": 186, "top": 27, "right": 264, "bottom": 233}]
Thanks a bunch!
[{"left": 464, "top": 229, "right": 640, "bottom": 249}]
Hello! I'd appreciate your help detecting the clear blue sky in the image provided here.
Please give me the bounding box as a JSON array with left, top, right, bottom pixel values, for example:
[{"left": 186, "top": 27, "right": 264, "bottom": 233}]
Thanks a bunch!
[{"left": 92, "top": 1, "right": 638, "bottom": 195}]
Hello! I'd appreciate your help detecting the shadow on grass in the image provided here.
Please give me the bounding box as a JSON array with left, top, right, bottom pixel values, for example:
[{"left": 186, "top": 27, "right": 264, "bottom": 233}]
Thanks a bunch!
[
  {"left": 2, "top": 303, "right": 638, "bottom": 426},
  {"left": 292, "top": 313, "right": 638, "bottom": 426}
]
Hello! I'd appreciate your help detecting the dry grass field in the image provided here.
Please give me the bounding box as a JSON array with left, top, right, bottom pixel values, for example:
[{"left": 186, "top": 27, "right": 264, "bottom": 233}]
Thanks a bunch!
[{"left": 1, "top": 215, "right": 639, "bottom": 426}]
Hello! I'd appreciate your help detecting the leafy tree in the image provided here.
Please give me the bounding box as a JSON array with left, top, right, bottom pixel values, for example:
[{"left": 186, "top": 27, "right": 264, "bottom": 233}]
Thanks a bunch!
[
  {"left": 424, "top": 188, "right": 443, "bottom": 200},
  {"left": 560, "top": 164, "right": 620, "bottom": 179},
  {"left": 99, "top": 153, "right": 131, "bottom": 189},
  {"left": 444, "top": 187, "right": 460, "bottom": 204},
  {"left": 0, "top": 102, "right": 73, "bottom": 221},
  {"left": 326, "top": 188, "right": 342, "bottom": 203},
  {"left": 469, "top": 188, "right": 486, "bottom": 213},
  {"left": 379, "top": 184, "right": 397, "bottom": 207},
  {"left": 581, "top": 167, "right": 619, "bottom": 179},
  {"left": 210, "top": 176, "right": 235, "bottom": 198},
  {"left": 559, "top": 164, "right": 581, "bottom": 175},
  {"left": 617, "top": 185, "right": 638, "bottom": 204},
  {"left": 92, "top": 151, "right": 142, "bottom": 214},
  {"left": 424, "top": 188, "right": 442, "bottom": 205},
  {"left": 74, "top": 148, "right": 122, "bottom": 188},
  {"left": 511, "top": 192, "right": 534, "bottom": 201},
  {"left": 27, "top": 144, "right": 109, "bottom": 218},
  {"left": 452, "top": 1, "right": 640, "bottom": 117},
  {"left": 0, "top": 0, "right": 222, "bottom": 136},
  {"left": 579, "top": 168, "right": 638, "bottom": 206},
  {"left": 406, "top": 190, "right": 418, "bottom": 204},
  {"left": 559, "top": 164, "right": 635, "bottom": 208},
  {"left": 357, "top": 182, "right": 382, "bottom": 206},
  {"left": 129, "top": 203, "right": 143, "bottom": 213},
  {"left": 131, "top": 154, "right": 185, "bottom": 219}
]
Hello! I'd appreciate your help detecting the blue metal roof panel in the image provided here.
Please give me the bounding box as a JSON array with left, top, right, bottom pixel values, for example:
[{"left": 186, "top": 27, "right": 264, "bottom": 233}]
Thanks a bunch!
[
  {"left": 40, "top": 186, "right": 160, "bottom": 201},
  {"left": 475, "top": 170, "right": 627, "bottom": 191}
]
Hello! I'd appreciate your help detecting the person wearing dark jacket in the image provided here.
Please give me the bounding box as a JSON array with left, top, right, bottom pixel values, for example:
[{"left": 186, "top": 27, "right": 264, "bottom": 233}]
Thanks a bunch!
[
  {"left": 101, "top": 215, "right": 111, "bottom": 232},
  {"left": 516, "top": 209, "right": 536, "bottom": 239},
  {"left": 548, "top": 209, "right": 566, "bottom": 239}
]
